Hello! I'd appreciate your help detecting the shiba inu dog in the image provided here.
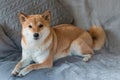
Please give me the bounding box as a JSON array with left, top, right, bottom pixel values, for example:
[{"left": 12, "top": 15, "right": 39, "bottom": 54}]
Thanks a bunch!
[{"left": 11, "top": 10, "right": 106, "bottom": 77}]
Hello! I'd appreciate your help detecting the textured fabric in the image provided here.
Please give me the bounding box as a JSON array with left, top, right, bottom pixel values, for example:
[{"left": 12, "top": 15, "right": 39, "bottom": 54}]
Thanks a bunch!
[
  {"left": 1, "top": 0, "right": 120, "bottom": 80},
  {"left": 0, "top": 50, "right": 120, "bottom": 80},
  {"left": 0, "top": 25, "right": 21, "bottom": 62},
  {"left": 0, "top": 0, "right": 73, "bottom": 49}
]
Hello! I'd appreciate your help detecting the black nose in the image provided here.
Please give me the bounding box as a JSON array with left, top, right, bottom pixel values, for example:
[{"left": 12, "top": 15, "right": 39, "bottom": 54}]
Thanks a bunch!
[{"left": 33, "top": 33, "right": 39, "bottom": 38}]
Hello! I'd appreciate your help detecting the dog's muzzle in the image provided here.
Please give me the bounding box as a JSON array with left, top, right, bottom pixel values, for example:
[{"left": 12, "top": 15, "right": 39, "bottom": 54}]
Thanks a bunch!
[{"left": 33, "top": 33, "right": 39, "bottom": 40}]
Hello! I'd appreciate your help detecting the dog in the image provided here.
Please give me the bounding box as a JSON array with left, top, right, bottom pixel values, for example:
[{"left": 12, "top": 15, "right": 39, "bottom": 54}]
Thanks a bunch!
[{"left": 11, "top": 10, "right": 106, "bottom": 77}]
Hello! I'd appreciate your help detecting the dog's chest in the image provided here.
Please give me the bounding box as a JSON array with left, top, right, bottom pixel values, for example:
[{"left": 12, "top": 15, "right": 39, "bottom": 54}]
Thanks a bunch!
[{"left": 23, "top": 46, "right": 49, "bottom": 63}]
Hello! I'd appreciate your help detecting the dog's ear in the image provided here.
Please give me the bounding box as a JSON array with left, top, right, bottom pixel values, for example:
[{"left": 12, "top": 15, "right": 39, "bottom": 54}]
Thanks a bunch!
[
  {"left": 19, "top": 12, "right": 28, "bottom": 23},
  {"left": 42, "top": 10, "right": 51, "bottom": 21}
]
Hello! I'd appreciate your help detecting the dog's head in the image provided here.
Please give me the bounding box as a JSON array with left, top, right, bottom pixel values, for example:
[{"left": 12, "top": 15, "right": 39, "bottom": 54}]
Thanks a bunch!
[{"left": 19, "top": 10, "right": 51, "bottom": 40}]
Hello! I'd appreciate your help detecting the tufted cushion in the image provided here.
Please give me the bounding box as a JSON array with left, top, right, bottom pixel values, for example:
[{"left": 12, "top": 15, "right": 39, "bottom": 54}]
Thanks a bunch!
[{"left": 0, "top": 0, "right": 73, "bottom": 50}]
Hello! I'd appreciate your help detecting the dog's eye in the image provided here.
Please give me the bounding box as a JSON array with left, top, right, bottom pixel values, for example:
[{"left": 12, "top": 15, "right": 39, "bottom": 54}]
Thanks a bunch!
[
  {"left": 39, "top": 24, "right": 43, "bottom": 28},
  {"left": 29, "top": 25, "right": 32, "bottom": 28}
]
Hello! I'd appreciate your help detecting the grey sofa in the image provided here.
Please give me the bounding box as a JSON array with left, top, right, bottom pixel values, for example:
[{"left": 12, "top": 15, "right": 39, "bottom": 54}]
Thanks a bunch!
[{"left": 0, "top": 0, "right": 120, "bottom": 80}]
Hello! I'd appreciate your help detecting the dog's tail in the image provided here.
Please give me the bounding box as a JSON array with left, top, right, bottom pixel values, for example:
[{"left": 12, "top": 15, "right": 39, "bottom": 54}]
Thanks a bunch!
[
  {"left": 88, "top": 10, "right": 106, "bottom": 50},
  {"left": 88, "top": 25, "right": 106, "bottom": 50}
]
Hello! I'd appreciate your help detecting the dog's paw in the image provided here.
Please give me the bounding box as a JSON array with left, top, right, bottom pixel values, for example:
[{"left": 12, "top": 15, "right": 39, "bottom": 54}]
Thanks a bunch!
[
  {"left": 11, "top": 70, "right": 19, "bottom": 77},
  {"left": 82, "top": 54, "right": 92, "bottom": 62},
  {"left": 18, "top": 73, "right": 24, "bottom": 77},
  {"left": 82, "top": 57, "right": 89, "bottom": 62},
  {"left": 18, "top": 69, "right": 29, "bottom": 77}
]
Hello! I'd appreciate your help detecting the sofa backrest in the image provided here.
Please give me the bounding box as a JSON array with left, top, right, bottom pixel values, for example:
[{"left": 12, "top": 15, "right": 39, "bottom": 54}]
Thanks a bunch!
[{"left": 60, "top": 0, "right": 120, "bottom": 53}]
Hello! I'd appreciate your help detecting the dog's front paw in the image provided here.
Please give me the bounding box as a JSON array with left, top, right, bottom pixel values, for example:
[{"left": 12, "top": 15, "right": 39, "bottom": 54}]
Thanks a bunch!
[
  {"left": 18, "top": 69, "right": 29, "bottom": 77},
  {"left": 11, "top": 69, "right": 19, "bottom": 77}
]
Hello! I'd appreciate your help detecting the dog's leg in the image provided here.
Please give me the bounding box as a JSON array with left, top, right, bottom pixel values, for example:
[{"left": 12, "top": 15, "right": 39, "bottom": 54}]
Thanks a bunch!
[
  {"left": 71, "top": 38, "right": 94, "bottom": 62},
  {"left": 18, "top": 56, "right": 53, "bottom": 77},
  {"left": 11, "top": 59, "right": 31, "bottom": 76}
]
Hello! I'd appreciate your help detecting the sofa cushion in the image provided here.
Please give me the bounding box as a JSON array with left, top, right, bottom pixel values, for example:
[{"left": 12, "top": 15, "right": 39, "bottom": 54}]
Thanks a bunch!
[
  {"left": 0, "top": 0, "right": 73, "bottom": 50},
  {"left": 0, "top": 50, "right": 120, "bottom": 80}
]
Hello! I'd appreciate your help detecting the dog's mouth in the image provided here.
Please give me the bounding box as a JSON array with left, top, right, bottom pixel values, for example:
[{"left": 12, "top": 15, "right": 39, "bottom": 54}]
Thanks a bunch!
[{"left": 34, "top": 37, "right": 39, "bottom": 40}]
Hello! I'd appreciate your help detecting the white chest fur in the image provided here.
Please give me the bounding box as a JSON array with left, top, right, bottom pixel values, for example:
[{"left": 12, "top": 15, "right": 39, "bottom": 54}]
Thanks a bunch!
[
  {"left": 21, "top": 38, "right": 51, "bottom": 63},
  {"left": 22, "top": 46, "right": 49, "bottom": 63}
]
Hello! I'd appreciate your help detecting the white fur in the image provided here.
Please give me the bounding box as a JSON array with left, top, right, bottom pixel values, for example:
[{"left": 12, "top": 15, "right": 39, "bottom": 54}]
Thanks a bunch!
[{"left": 22, "top": 27, "right": 51, "bottom": 63}]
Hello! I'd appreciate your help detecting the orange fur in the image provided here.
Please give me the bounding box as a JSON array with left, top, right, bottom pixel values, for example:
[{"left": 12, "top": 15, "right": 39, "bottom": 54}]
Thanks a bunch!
[{"left": 88, "top": 25, "right": 106, "bottom": 50}]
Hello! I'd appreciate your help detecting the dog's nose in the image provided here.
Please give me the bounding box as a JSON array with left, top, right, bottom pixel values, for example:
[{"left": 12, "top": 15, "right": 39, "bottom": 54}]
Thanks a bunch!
[{"left": 33, "top": 33, "right": 39, "bottom": 38}]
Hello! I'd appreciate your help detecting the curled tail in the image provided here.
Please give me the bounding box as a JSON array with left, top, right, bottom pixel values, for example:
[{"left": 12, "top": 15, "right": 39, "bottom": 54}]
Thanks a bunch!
[{"left": 88, "top": 25, "right": 106, "bottom": 50}]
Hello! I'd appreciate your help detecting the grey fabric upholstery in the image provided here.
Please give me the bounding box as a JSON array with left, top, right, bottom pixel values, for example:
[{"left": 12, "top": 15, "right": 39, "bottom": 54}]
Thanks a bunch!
[
  {"left": 0, "top": 0, "right": 120, "bottom": 80},
  {"left": 0, "top": 25, "right": 21, "bottom": 62}
]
